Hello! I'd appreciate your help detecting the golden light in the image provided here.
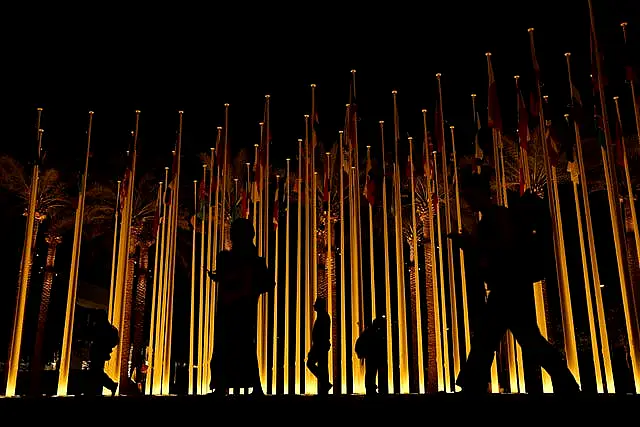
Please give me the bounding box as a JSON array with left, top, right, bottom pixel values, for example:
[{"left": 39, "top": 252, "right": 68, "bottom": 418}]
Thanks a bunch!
[{"left": 565, "top": 52, "right": 571, "bottom": 58}]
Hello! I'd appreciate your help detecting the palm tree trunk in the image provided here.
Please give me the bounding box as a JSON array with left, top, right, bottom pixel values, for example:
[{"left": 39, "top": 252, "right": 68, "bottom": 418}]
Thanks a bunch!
[
  {"left": 119, "top": 232, "right": 139, "bottom": 393},
  {"left": 132, "top": 242, "right": 150, "bottom": 385},
  {"left": 29, "top": 234, "right": 60, "bottom": 395}
]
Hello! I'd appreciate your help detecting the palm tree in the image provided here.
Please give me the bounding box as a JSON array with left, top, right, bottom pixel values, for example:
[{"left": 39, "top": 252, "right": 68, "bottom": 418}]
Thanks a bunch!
[{"left": 0, "top": 155, "right": 68, "bottom": 300}]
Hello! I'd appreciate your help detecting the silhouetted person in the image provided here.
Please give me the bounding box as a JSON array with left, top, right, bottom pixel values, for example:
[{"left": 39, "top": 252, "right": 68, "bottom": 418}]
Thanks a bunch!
[
  {"left": 208, "top": 218, "right": 275, "bottom": 396},
  {"left": 86, "top": 310, "right": 119, "bottom": 396},
  {"left": 307, "top": 297, "right": 332, "bottom": 394},
  {"left": 355, "top": 316, "right": 386, "bottom": 395},
  {"left": 449, "top": 169, "right": 580, "bottom": 394}
]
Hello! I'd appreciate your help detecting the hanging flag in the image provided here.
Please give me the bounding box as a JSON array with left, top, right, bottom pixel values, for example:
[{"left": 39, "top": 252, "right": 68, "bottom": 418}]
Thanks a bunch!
[
  {"left": 119, "top": 168, "right": 130, "bottom": 213},
  {"left": 434, "top": 99, "right": 444, "bottom": 153},
  {"left": 487, "top": 57, "right": 503, "bottom": 131},
  {"left": 613, "top": 118, "right": 626, "bottom": 168},
  {"left": 197, "top": 179, "right": 207, "bottom": 220},
  {"left": 545, "top": 121, "right": 561, "bottom": 166},
  {"left": 517, "top": 89, "right": 530, "bottom": 153},
  {"left": 474, "top": 112, "right": 484, "bottom": 162},
  {"left": 272, "top": 182, "right": 279, "bottom": 230}
]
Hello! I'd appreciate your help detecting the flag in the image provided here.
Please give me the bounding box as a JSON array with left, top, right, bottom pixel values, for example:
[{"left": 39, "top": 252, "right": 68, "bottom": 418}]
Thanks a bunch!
[
  {"left": 119, "top": 168, "right": 130, "bottom": 213},
  {"left": 364, "top": 154, "right": 375, "bottom": 206},
  {"left": 517, "top": 89, "right": 530, "bottom": 153},
  {"left": 487, "top": 57, "right": 502, "bottom": 131},
  {"left": 434, "top": 99, "right": 444, "bottom": 153},
  {"left": 474, "top": 112, "right": 483, "bottom": 162},
  {"left": 197, "top": 179, "right": 207, "bottom": 220},
  {"left": 569, "top": 83, "right": 584, "bottom": 125},
  {"left": 272, "top": 182, "right": 279, "bottom": 230},
  {"left": 613, "top": 119, "right": 626, "bottom": 168},
  {"left": 545, "top": 121, "right": 561, "bottom": 167}
]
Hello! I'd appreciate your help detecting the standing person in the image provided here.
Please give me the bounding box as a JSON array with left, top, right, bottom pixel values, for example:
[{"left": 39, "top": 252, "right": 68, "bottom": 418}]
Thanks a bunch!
[
  {"left": 86, "top": 310, "right": 119, "bottom": 396},
  {"left": 306, "top": 297, "right": 332, "bottom": 394},
  {"left": 355, "top": 316, "right": 387, "bottom": 396},
  {"left": 208, "top": 218, "right": 275, "bottom": 396},
  {"left": 449, "top": 168, "right": 580, "bottom": 394}
]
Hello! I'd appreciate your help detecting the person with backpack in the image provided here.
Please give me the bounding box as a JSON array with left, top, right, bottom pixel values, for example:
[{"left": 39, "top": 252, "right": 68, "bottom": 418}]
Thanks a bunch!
[
  {"left": 355, "top": 316, "right": 387, "bottom": 396},
  {"left": 306, "top": 297, "right": 332, "bottom": 395},
  {"left": 86, "top": 310, "right": 119, "bottom": 396},
  {"left": 448, "top": 167, "right": 579, "bottom": 394}
]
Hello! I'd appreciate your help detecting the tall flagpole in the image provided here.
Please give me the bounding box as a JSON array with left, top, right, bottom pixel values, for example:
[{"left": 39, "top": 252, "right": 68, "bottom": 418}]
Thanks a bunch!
[
  {"left": 204, "top": 147, "right": 215, "bottom": 392},
  {"left": 190, "top": 180, "right": 198, "bottom": 395},
  {"left": 422, "top": 109, "right": 444, "bottom": 392},
  {"left": 108, "top": 180, "right": 121, "bottom": 323},
  {"left": 391, "top": 90, "right": 409, "bottom": 393},
  {"left": 436, "top": 74, "right": 461, "bottom": 385},
  {"left": 613, "top": 96, "right": 640, "bottom": 268},
  {"left": 198, "top": 166, "right": 207, "bottom": 394},
  {"left": 449, "top": 126, "right": 471, "bottom": 361},
  {"left": 408, "top": 137, "right": 425, "bottom": 393},
  {"left": 303, "top": 116, "right": 311, "bottom": 395},
  {"left": 365, "top": 146, "right": 376, "bottom": 321},
  {"left": 57, "top": 111, "right": 94, "bottom": 396},
  {"left": 6, "top": 111, "right": 42, "bottom": 397},
  {"left": 621, "top": 22, "right": 640, "bottom": 149},
  {"left": 285, "top": 158, "right": 292, "bottom": 394},
  {"left": 310, "top": 84, "right": 319, "bottom": 394},
  {"left": 146, "top": 183, "right": 163, "bottom": 395},
  {"left": 325, "top": 151, "right": 334, "bottom": 391},
  {"left": 433, "top": 149, "right": 451, "bottom": 392},
  {"left": 272, "top": 174, "right": 280, "bottom": 395},
  {"left": 151, "top": 169, "right": 169, "bottom": 394},
  {"left": 339, "top": 131, "right": 348, "bottom": 393},
  {"left": 565, "top": 52, "right": 613, "bottom": 392},
  {"left": 264, "top": 95, "right": 271, "bottom": 266},
  {"left": 529, "top": 28, "right": 581, "bottom": 386},
  {"left": 221, "top": 105, "right": 230, "bottom": 250}
]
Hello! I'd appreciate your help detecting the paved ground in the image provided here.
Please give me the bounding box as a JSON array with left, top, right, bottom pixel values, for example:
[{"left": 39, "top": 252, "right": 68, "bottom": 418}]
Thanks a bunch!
[{"left": 0, "top": 393, "right": 637, "bottom": 424}]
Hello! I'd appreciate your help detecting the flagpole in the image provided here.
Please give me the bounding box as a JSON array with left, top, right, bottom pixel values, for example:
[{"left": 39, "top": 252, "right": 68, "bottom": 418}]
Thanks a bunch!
[
  {"left": 108, "top": 180, "right": 121, "bottom": 323},
  {"left": 323, "top": 152, "right": 333, "bottom": 389},
  {"left": 204, "top": 146, "right": 215, "bottom": 392},
  {"left": 613, "top": 96, "right": 640, "bottom": 268},
  {"left": 433, "top": 149, "right": 451, "bottom": 392},
  {"left": 163, "top": 110, "right": 183, "bottom": 394},
  {"left": 199, "top": 167, "right": 209, "bottom": 394},
  {"left": 285, "top": 158, "right": 292, "bottom": 394},
  {"left": 303, "top": 116, "right": 310, "bottom": 395},
  {"left": 222, "top": 104, "right": 230, "bottom": 250},
  {"left": 6, "top": 114, "right": 42, "bottom": 397},
  {"left": 310, "top": 84, "right": 319, "bottom": 394},
  {"left": 408, "top": 137, "right": 426, "bottom": 393},
  {"left": 264, "top": 95, "right": 271, "bottom": 266},
  {"left": 436, "top": 75, "right": 461, "bottom": 387},
  {"left": 57, "top": 111, "right": 94, "bottom": 395},
  {"left": 391, "top": 90, "right": 409, "bottom": 393},
  {"left": 528, "top": 28, "right": 581, "bottom": 387},
  {"left": 422, "top": 110, "right": 443, "bottom": 392},
  {"left": 339, "top": 131, "right": 348, "bottom": 394},
  {"left": 145, "top": 183, "right": 163, "bottom": 395},
  {"left": 152, "top": 169, "right": 169, "bottom": 394},
  {"left": 210, "top": 128, "right": 223, "bottom": 384},
  {"left": 365, "top": 146, "right": 376, "bottom": 322},
  {"left": 272, "top": 174, "right": 280, "bottom": 395},
  {"left": 190, "top": 180, "right": 197, "bottom": 395},
  {"left": 564, "top": 53, "right": 613, "bottom": 392}
]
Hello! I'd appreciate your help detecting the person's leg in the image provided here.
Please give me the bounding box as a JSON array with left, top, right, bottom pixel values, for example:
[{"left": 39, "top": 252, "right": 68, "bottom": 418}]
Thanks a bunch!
[
  {"left": 307, "top": 347, "right": 320, "bottom": 379},
  {"left": 508, "top": 292, "right": 579, "bottom": 393},
  {"left": 365, "top": 358, "right": 377, "bottom": 394},
  {"left": 317, "top": 350, "right": 331, "bottom": 394},
  {"left": 456, "top": 291, "right": 508, "bottom": 392}
]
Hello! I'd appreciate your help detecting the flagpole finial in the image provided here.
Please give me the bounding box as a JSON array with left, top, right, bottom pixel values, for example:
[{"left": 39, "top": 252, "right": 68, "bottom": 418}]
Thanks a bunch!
[
  {"left": 265, "top": 94, "right": 271, "bottom": 99},
  {"left": 392, "top": 90, "right": 398, "bottom": 94},
  {"left": 351, "top": 69, "right": 356, "bottom": 74},
  {"left": 217, "top": 126, "right": 223, "bottom": 130},
  {"left": 194, "top": 180, "right": 197, "bottom": 184},
  {"left": 485, "top": 52, "right": 491, "bottom": 57},
  {"left": 210, "top": 147, "right": 214, "bottom": 151},
  {"left": 450, "top": 125, "right": 455, "bottom": 130},
  {"left": 366, "top": 145, "right": 371, "bottom": 149},
  {"left": 514, "top": 75, "right": 520, "bottom": 80},
  {"left": 234, "top": 178, "right": 238, "bottom": 182},
  {"left": 436, "top": 73, "right": 442, "bottom": 78},
  {"left": 564, "top": 52, "right": 571, "bottom": 58},
  {"left": 89, "top": 111, "right": 94, "bottom": 115},
  {"left": 286, "top": 158, "right": 290, "bottom": 162},
  {"left": 37, "top": 107, "right": 43, "bottom": 111},
  {"left": 346, "top": 104, "right": 350, "bottom": 108},
  {"left": 224, "top": 103, "right": 230, "bottom": 107},
  {"left": 298, "top": 138, "right": 303, "bottom": 142},
  {"left": 421, "top": 109, "right": 427, "bottom": 113},
  {"left": 351, "top": 166, "right": 355, "bottom": 170},
  {"left": 408, "top": 136, "right": 413, "bottom": 141},
  {"left": 165, "top": 167, "right": 169, "bottom": 171},
  {"left": 326, "top": 151, "right": 331, "bottom": 155},
  {"left": 276, "top": 174, "right": 280, "bottom": 178},
  {"left": 136, "top": 110, "right": 141, "bottom": 114},
  {"left": 314, "top": 171, "right": 318, "bottom": 175},
  {"left": 613, "top": 96, "right": 620, "bottom": 101},
  {"left": 621, "top": 22, "right": 628, "bottom": 27},
  {"left": 528, "top": 28, "right": 535, "bottom": 33},
  {"left": 159, "top": 181, "right": 163, "bottom": 185},
  {"left": 259, "top": 122, "right": 264, "bottom": 126},
  {"left": 254, "top": 143, "right": 259, "bottom": 147},
  {"left": 311, "top": 84, "right": 316, "bottom": 88},
  {"left": 304, "top": 114, "right": 309, "bottom": 118},
  {"left": 543, "top": 95, "right": 549, "bottom": 102},
  {"left": 379, "top": 121, "right": 383, "bottom": 124},
  {"left": 246, "top": 162, "right": 251, "bottom": 166},
  {"left": 339, "top": 130, "right": 344, "bottom": 134},
  {"left": 203, "top": 164, "right": 207, "bottom": 169},
  {"left": 117, "top": 180, "right": 121, "bottom": 184},
  {"left": 471, "top": 93, "right": 476, "bottom": 98}
]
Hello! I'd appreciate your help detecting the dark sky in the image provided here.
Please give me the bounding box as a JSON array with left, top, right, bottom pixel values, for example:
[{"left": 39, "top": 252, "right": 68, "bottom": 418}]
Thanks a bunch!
[{"left": 2, "top": 0, "right": 638, "bottom": 184}]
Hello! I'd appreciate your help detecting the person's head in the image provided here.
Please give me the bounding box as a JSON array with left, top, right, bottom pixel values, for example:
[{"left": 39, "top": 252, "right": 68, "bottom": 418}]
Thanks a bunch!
[
  {"left": 95, "top": 309, "right": 108, "bottom": 324},
  {"left": 372, "top": 316, "right": 385, "bottom": 329},
  {"left": 230, "top": 218, "right": 255, "bottom": 247},
  {"left": 313, "top": 297, "right": 326, "bottom": 312},
  {"left": 460, "top": 167, "right": 492, "bottom": 213}
]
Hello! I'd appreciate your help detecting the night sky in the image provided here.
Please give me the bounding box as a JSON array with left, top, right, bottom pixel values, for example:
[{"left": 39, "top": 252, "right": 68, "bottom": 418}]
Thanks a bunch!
[{"left": 0, "top": 1, "right": 638, "bottom": 384}]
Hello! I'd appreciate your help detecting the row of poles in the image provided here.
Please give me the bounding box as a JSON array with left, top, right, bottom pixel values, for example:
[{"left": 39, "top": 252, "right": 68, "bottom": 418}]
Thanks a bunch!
[{"left": 4, "top": 0, "right": 639, "bottom": 397}]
